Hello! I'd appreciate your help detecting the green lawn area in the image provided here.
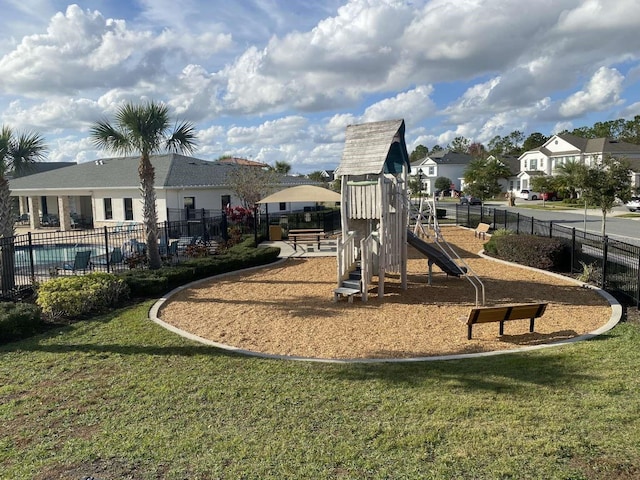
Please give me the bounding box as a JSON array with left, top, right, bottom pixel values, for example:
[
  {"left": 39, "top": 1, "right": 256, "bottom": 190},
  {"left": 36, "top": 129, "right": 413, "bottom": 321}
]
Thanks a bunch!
[{"left": 2, "top": 302, "right": 640, "bottom": 479}]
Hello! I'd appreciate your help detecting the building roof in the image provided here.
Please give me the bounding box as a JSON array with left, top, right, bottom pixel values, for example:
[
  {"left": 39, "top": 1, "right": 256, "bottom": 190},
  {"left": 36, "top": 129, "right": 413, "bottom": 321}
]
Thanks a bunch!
[
  {"left": 257, "top": 185, "right": 341, "bottom": 204},
  {"left": 9, "top": 154, "right": 310, "bottom": 192},
  {"left": 9, "top": 161, "right": 76, "bottom": 179},
  {"left": 336, "top": 119, "right": 410, "bottom": 176},
  {"left": 427, "top": 149, "right": 473, "bottom": 165}
]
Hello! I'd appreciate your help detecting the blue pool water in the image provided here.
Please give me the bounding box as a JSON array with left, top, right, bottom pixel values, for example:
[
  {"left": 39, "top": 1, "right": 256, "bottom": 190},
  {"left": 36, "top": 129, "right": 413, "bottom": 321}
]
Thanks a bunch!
[{"left": 14, "top": 244, "right": 106, "bottom": 268}]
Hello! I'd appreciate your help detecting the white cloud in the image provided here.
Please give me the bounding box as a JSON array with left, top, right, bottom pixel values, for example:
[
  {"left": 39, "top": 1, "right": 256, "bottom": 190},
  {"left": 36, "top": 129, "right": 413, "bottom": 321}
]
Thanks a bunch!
[
  {"left": 362, "top": 85, "right": 436, "bottom": 124},
  {"left": 559, "top": 67, "right": 624, "bottom": 117}
]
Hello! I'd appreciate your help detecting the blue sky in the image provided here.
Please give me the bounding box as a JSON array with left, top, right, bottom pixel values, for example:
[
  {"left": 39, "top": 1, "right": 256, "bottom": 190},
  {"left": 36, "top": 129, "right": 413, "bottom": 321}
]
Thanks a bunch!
[{"left": 2, "top": 0, "right": 640, "bottom": 173}]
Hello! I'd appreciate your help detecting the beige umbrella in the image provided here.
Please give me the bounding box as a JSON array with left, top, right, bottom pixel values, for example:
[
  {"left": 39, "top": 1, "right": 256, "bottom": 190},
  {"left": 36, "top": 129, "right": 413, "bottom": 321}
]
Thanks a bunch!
[{"left": 257, "top": 185, "right": 341, "bottom": 204}]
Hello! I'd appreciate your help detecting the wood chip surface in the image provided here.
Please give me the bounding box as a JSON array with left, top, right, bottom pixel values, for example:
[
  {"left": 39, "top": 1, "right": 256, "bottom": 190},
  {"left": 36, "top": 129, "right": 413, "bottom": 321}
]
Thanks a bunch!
[{"left": 158, "top": 227, "right": 612, "bottom": 359}]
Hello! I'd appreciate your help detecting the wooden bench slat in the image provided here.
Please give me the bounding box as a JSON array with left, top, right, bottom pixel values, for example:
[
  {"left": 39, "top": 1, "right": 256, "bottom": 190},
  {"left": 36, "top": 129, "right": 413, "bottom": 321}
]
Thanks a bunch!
[{"left": 466, "top": 302, "right": 548, "bottom": 339}]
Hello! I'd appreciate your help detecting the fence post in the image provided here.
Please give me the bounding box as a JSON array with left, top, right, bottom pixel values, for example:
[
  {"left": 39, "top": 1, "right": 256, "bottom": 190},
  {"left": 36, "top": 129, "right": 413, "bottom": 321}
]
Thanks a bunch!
[
  {"left": 636, "top": 254, "right": 640, "bottom": 310},
  {"left": 164, "top": 221, "right": 169, "bottom": 243},
  {"left": 571, "top": 227, "right": 576, "bottom": 274},
  {"left": 27, "top": 232, "right": 35, "bottom": 282},
  {"left": 549, "top": 221, "right": 553, "bottom": 238},
  {"left": 601, "top": 236, "right": 608, "bottom": 290},
  {"left": 531, "top": 218, "right": 534, "bottom": 235},
  {"left": 516, "top": 213, "right": 520, "bottom": 234},
  {"left": 103, "top": 226, "right": 110, "bottom": 273}
]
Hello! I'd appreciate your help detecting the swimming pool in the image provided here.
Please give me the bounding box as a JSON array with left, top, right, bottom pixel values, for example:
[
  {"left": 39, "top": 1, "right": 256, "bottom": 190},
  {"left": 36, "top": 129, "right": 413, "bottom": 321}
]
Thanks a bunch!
[{"left": 14, "top": 244, "right": 106, "bottom": 269}]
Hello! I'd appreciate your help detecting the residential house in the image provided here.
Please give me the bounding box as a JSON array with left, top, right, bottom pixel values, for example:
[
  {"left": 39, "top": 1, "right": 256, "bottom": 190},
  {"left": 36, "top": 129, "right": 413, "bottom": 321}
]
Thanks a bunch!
[
  {"left": 410, "top": 150, "right": 473, "bottom": 195},
  {"left": 518, "top": 133, "right": 640, "bottom": 191},
  {"left": 9, "top": 154, "right": 313, "bottom": 231}
]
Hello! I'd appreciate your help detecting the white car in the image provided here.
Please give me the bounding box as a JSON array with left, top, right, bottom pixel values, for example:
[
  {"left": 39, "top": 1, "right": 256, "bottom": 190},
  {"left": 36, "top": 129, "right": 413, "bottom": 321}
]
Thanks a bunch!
[
  {"left": 518, "top": 189, "right": 541, "bottom": 200},
  {"left": 626, "top": 197, "right": 640, "bottom": 212}
]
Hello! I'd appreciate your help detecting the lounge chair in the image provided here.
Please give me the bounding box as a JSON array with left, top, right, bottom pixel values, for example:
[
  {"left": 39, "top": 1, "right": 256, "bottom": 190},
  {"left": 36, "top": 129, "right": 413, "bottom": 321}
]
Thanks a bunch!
[
  {"left": 57, "top": 250, "right": 92, "bottom": 274},
  {"left": 94, "top": 247, "right": 124, "bottom": 266}
]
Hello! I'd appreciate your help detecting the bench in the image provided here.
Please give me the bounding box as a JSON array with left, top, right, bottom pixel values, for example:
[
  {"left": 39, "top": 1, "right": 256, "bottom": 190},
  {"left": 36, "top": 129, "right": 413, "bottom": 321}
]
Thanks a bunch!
[
  {"left": 475, "top": 222, "right": 491, "bottom": 239},
  {"left": 465, "top": 302, "right": 548, "bottom": 339},
  {"left": 288, "top": 229, "right": 326, "bottom": 250}
]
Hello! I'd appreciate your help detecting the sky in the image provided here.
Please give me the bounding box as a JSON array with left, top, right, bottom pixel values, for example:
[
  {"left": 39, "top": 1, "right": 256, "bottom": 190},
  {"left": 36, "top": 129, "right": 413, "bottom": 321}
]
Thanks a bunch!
[{"left": 2, "top": 0, "right": 640, "bottom": 174}]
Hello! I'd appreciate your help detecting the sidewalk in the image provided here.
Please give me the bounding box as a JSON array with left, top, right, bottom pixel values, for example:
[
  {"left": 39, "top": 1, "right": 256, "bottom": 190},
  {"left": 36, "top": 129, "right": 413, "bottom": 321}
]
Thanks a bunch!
[{"left": 259, "top": 239, "right": 338, "bottom": 258}]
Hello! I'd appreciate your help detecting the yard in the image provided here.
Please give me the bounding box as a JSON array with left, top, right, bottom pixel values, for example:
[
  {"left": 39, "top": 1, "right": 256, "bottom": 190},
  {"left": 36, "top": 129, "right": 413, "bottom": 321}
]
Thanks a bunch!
[{"left": 1, "top": 299, "right": 640, "bottom": 478}]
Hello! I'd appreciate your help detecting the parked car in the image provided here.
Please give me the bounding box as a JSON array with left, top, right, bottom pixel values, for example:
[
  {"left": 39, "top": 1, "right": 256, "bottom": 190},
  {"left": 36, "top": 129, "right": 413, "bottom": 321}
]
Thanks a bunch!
[
  {"left": 460, "top": 195, "right": 482, "bottom": 205},
  {"left": 541, "top": 192, "right": 562, "bottom": 201},
  {"left": 518, "top": 189, "right": 540, "bottom": 200},
  {"left": 626, "top": 197, "right": 640, "bottom": 212}
]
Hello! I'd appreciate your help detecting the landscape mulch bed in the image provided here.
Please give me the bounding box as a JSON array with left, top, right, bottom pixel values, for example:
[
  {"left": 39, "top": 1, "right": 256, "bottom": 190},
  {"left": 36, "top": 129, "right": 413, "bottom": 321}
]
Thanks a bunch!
[{"left": 158, "top": 227, "right": 612, "bottom": 359}]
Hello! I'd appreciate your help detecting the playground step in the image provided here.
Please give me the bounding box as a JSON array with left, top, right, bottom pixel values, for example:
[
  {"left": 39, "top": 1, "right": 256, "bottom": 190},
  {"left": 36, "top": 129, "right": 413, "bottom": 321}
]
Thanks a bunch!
[
  {"left": 334, "top": 287, "right": 361, "bottom": 303},
  {"left": 349, "top": 270, "right": 362, "bottom": 280},
  {"left": 341, "top": 279, "right": 361, "bottom": 290}
]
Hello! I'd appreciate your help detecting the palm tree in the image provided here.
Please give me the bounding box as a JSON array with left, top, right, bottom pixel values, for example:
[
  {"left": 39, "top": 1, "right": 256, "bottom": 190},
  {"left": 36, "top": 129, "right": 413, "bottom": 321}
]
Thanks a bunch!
[
  {"left": 90, "top": 101, "right": 197, "bottom": 270},
  {"left": 0, "top": 125, "right": 48, "bottom": 292}
]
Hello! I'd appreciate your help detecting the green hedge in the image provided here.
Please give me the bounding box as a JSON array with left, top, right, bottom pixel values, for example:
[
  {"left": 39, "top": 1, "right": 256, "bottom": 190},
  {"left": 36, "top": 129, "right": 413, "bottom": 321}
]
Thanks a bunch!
[
  {"left": 0, "top": 302, "right": 43, "bottom": 343},
  {"left": 119, "top": 242, "right": 281, "bottom": 298},
  {"left": 484, "top": 234, "right": 571, "bottom": 271},
  {"left": 36, "top": 272, "right": 130, "bottom": 320}
]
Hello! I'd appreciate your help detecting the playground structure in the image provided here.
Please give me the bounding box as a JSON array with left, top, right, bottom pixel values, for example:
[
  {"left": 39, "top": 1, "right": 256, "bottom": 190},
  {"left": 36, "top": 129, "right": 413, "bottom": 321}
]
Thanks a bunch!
[{"left": 334, "top": 119, "right": 485, "bottom": 305}]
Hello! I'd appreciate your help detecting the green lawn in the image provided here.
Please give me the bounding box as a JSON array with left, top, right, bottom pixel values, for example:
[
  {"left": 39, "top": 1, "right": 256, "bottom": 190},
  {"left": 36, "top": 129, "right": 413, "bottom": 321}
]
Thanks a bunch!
[{"left": 2, "top": 302, "right": 640, "bottom": 479}]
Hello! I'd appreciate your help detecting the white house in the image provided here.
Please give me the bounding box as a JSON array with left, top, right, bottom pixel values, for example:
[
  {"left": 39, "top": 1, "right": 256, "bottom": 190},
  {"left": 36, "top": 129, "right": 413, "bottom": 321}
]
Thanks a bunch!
[
  {"left": 410, "top": 150, "right": 473, "bottom": 195},
  {"left": 518, "top": 133, "right": 640, "bottom": 191},
  {"left": 9, "top": 154, "right": 315, "bottom": 231}
]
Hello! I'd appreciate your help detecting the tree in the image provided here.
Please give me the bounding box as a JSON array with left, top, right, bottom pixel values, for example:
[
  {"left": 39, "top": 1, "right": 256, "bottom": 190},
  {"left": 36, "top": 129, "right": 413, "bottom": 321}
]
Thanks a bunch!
[
  {"left": 530, "top": 174, "right": 558, "bottom": 203},
  {"left": 431, "top": 144, "right": 443, "bottom": 152},
  {"left": 226, "top": 166, "right": 277, "bottom": 209},
  {"left": 463, "top": 157, "right": 511, "bottom": 201},
  {"left": 90, "top": 101, "right": 196, "bottom": 270},
  {"left": 0, "top": 126, "right": 47, "bottom": 292},
  {"left": 307, "top": 171, "right": 326, "bottom": 183},
  {"left": 448, "top": 136, "right": 470, "bottom": 153},
  {"left": 272, "top": 161, "right": 292, "bottom": 175},
  {"left": 582, "top": 156, "right": 632, "bottom": 236},
  {"left": 409, "top": 144, "right": 428, "bottom": 163},
  {"left": 468, "top": 142, "right": 487, "bottom": 159},
  {"left": 522, "top": 132, "right": 549, "bottom": 152},
  {"left": 435, "top": 176, "right": 453, "bottom": 192},
  {"left": 554, "top": 160, "right": 588, "bottom": 200}
]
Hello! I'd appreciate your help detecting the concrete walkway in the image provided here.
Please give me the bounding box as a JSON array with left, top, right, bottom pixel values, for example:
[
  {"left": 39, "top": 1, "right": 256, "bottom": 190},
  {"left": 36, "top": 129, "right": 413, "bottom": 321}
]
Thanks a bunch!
[{"left": 259, "top": 238, "right": 338, "bottom": 258}]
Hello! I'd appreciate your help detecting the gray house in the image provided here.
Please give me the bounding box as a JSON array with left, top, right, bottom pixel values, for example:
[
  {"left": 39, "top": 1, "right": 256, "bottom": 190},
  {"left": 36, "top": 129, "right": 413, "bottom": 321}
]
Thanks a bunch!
[
  {"left": 410, "top": 150, "right": 473, "bottom": 195},
  {"left": 9, "top": 154, "right": 313, "bottom": 231}
]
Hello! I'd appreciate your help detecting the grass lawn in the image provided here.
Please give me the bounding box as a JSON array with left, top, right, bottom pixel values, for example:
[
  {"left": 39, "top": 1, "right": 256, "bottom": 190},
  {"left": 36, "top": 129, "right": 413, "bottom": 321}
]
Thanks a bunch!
[{"left": 2, "top": 302, "right": 640, "bottom": 479}]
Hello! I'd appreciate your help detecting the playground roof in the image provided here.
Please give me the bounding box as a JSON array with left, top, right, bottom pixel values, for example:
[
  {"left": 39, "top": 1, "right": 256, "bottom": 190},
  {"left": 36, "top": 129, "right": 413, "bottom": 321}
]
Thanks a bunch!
[
  {"left": 257, "top": 185, "right": 341, "bottom": 204},
  {"left": 335, "top": 119, "right": 410, "bottom": 176}
]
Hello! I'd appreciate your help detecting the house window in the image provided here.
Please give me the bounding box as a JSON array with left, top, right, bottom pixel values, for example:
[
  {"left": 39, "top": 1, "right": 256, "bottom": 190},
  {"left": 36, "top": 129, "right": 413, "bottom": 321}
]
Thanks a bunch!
[
  {"left": 221, "top": 195, "right": 231, "bottom": 210},
  {"left": 540, "top": 159, "right": 544, "bottom": 168},
  {"left": 530, "top": 159, "right": 537, "bottom": 170},
  {"left": 104, "top": 198, "right": 113, "bottom": 220},
  {"left": 524, "top": 160, "right": 528, "bottom": 170},
  {"left": 428, "top": 166, "right": 435, "bottom": 175},
  {"left": 124, "top": 198, "right": 134, "bottom": 221},
  {"left": 184, "top": 197, "right": 195, "bottom": 209},
  {"left": 279, "top": 202, "right": 287, "bottom": 211}
]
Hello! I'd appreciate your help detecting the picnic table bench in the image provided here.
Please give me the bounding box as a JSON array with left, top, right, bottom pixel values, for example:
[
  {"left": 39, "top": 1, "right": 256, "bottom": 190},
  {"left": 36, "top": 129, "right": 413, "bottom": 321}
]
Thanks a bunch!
[
  {"left": 465, "top": 302, "right": 548, "bottom": 339},
  {"left": 288, "top": 228, "right": 326, "bottom": 250},
  {"left": 475, "top": 222, "right": 491, "bottom": 239}
]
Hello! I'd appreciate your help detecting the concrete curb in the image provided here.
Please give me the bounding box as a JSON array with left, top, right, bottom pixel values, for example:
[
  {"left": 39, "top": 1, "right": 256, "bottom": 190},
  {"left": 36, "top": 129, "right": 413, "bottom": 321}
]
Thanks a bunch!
[{"left": 149, "top": 254, "right": 622, "bottom": 364}]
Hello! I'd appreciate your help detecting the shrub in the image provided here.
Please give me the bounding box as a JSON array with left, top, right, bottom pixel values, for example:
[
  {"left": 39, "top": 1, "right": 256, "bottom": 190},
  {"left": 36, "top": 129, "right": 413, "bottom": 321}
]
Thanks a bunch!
[
  {"left": 36, "top": 272, "right": 130, "bottom": 320},
  {"left": 483, "top": 228, "right": 513, "bottom": 255},
  {"left": 485, "top": 234, "right": 571, "bottom": 271},
  {"left": 0, "top": 302, "right": 43, "bottom": 343},
  {"left": 117, "top": 243, "right": 281, "bottom": 299}
]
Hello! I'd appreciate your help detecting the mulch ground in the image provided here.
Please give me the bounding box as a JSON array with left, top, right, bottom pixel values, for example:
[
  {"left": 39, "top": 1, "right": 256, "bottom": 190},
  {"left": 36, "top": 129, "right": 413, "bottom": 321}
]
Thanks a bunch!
[{"left": 157, "top": 227, "right": 613, "bottom": 360}]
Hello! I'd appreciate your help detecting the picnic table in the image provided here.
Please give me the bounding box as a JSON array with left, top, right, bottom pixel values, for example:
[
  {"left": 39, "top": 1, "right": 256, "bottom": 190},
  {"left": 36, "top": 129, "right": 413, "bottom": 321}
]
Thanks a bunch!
[{"left": 287, "top": 228, "right": 326, "bottom": 250}]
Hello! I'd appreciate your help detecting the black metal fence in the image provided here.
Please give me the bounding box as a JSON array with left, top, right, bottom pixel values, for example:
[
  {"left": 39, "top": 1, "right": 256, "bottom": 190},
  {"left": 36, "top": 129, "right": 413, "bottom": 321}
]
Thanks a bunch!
[
  {"left": 456, "top": 204, "right": 640, "bottom": 307},
  {"left": 0, "top": 215, "right": 228, "bottom": 300}
]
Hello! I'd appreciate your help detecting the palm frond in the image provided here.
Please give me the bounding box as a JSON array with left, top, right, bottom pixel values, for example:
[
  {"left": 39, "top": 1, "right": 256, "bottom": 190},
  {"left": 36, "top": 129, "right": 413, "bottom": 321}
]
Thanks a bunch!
[{"left": 166, "top": 121, "right": 197, "bottom": 154}]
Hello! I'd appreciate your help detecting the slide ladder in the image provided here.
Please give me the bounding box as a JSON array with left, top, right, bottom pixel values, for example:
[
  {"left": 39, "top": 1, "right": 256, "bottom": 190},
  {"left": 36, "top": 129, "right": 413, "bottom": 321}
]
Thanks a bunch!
[{"left": 407, "top": 195, "right": 485, "bottom": 306}]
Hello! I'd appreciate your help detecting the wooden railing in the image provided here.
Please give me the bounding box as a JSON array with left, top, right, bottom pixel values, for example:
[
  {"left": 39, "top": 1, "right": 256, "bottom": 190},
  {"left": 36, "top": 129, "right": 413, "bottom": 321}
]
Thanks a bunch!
[
  {"left": 359, "top": 230, "right": 378, "bottom": 302},
  {"left": 336, "top": 230, "right": 357, "bottom": 288}
]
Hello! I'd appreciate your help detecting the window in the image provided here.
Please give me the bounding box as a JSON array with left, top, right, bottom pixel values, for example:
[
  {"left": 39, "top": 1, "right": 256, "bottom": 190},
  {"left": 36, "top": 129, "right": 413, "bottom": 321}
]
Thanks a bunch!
[
  {"left": 104, "top": 198, "right": 113, "bottom": 220},
  {"left": 530, "top": 159, "right": 538, "bottom": 170},
  {"left": 428, "top": 166, "right": 435, "bottom": 175},
  {"left": 279, "top": 202, "right": 287, "bottom": 211},
  {"left": 184, "top": 196, "right": 195, "bottom": 209},
  {"left": 221, "top": 195, "right": 231, "bottom": 210},
  {"left": 124, "top": 198, "right": 133, "bottom": 221}
]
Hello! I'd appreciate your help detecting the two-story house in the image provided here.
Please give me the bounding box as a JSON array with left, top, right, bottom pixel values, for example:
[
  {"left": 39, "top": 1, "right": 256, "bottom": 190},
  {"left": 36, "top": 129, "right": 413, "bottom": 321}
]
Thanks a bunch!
[
  {"left": 410, "top": 150, "right": 473, "bottom": 195},
  {"left": 518, "top": 133, "right": 640, "bottom": 192}
]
